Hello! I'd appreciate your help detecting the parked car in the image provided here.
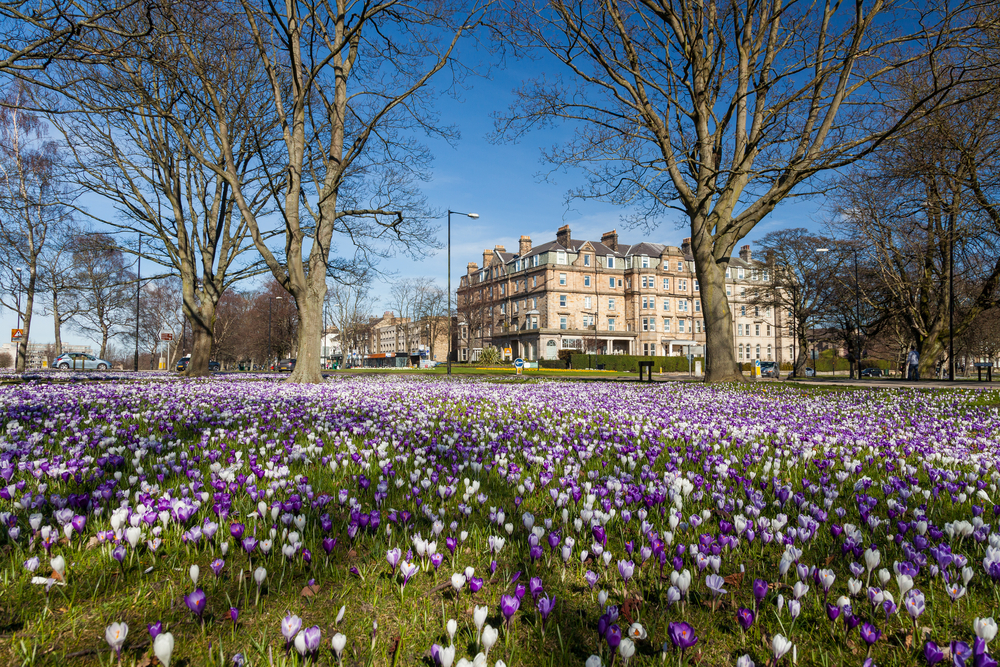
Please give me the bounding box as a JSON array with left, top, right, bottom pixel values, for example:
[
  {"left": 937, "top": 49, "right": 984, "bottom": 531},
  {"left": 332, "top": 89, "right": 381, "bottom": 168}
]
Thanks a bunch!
[
  {"left": 759, "top": 361, "right": 779, "bottom": 378},
  {"left": 277, "top": 358, "right": 296, "bottom": 372},
  {"left": 805, "top": 367, "right": 816, "bottom": 377},
  {"left": 175, "top": 356, "right": 220, "bottom": 372},
  {"left": 860, "top": 367, "right": 884, "bottom": 377},
  {"left": 54, "top": 352, "right": 110, "bottom": 370}
]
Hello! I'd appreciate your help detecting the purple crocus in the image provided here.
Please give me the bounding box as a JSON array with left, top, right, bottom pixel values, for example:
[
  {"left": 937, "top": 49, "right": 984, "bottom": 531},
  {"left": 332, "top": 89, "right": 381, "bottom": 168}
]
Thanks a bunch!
[
  {"left": 147, "top": 621, "right": 162, "bottom": 640},
  {"left": 923, "top": 641, "right": 943, "bottom": 666},
  {"left": 753, "top": 578, "right": 768, "bottom": 606},
  {"left": 230, "top": 522, "right": 245, "bottom": 540},
  {"left": 736, "top": 607, "right": 755, "bottom": 630},
  {"left": 860, "top": 622, "right": 881, "bottom": 646},
  {"left": 585, "top": 570, "right": 599, "bottom": 589},
  {"left": 500, "top": 594, "right": 520, "bottom": 624},
  {"left": 281, "top": 612, "right": 302, "bottom": 644},
  {"left": 529, "top": 576, "right": 544, "bottom": 600},
  {"left": 184, "top": 588, "right": 207, "bottom": 620},
  {"left": 668, "top": 621, "right": 699, "bottom": 651},
  {"left": 210, "top": 558, "right": 225, "bottom": 577},
  {"left": 230, "top": 607, "right": 239, "bottom": 625},
  {"left": 537, "top": 595, "right": 556, "bottom": 621}
]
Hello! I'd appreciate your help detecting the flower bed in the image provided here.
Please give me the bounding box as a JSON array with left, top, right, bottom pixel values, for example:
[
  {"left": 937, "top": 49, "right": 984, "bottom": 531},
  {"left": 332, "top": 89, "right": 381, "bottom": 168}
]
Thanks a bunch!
[{"left": 1, "top": 377, "right": 999, "bottom": 666}]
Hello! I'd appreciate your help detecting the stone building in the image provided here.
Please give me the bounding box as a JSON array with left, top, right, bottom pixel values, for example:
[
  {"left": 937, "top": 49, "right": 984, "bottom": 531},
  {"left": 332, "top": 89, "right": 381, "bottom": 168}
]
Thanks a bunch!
[{"left": 456, "top": 225, "right": 787, "bottom": 364}]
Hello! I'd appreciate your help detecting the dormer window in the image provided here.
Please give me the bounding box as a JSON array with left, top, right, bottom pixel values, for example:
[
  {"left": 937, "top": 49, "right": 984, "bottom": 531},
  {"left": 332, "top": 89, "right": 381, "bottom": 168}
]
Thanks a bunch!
[
  {"left": 641, "top": 255, "right": 650, "bottom": 268},
  {"left": 556, "top": 250, "right": 567, "bottom": 265},
  {"left": 584, "top": 254, "right": 591, "bottom": 266},
  {"left": 607, "top": 256, "right": 615, "bottom": 269}
]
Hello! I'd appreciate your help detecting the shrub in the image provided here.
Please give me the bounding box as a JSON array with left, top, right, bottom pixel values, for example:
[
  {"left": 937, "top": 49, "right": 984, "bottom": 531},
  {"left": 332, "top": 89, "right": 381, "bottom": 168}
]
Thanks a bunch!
[
  {"left": 570, "top": 354, "right": 702, "bottom": 372},
  {"left": 478, "top": 346, "right": 502, "bottom": 366}
]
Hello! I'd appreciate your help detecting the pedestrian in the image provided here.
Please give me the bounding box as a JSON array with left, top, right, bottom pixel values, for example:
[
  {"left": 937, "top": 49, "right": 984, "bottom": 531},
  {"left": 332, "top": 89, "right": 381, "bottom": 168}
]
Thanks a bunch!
[{"left": 907, "top": 345, "right": 920, "bottom": 381}]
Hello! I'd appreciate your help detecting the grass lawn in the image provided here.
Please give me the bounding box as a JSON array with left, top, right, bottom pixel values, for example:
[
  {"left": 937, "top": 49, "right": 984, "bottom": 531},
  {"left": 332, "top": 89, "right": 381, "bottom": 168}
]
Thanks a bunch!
[{"left": 1, "top": 377, "right": 999, "bottom": 667}]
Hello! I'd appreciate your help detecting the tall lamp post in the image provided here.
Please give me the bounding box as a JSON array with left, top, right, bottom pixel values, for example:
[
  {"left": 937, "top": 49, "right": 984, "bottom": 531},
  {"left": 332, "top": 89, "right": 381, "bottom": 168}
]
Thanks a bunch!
[
  {"left": 817, "top": 245, "right": 861, "bottom": 379},
  {"left": 268, "top": 295, "right": 283, "bottom": 370},
  {"left": 134, "top": 234, "right": 142, "bottom": 372},
  {"left": 14, "top": 266, "right": 23, "bottom": 329},
  {"left": 948, "top": 209, "right": 955, "bottom": 381},
  {"left": 447, "top": 210, "right": 479, "bottom": 376}
]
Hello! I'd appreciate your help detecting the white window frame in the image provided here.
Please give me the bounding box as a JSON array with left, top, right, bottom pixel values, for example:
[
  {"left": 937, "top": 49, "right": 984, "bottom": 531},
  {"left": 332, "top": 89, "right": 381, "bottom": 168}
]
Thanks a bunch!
[{"left": 559, "top": 273, "right": 567, "bottom": 286}]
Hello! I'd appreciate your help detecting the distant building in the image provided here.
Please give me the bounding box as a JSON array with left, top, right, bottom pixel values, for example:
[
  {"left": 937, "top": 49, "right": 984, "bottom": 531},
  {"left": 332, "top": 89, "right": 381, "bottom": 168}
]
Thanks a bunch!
[
  {"left": 363, "top": 311, "right": 451, "bottom": 367},
  {"left": 455, "top": 225, "right": 787, "bottom": 363}
]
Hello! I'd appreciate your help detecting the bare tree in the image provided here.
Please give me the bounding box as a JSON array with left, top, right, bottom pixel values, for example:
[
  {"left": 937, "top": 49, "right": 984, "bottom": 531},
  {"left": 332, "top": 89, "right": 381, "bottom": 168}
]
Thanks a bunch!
[
  {"left": 40, "top": 4, "right": 279, "bottom": 378},
  {"left": 70, "top": 233, "right": 133, "bottom": 357},
  {"left": 0, "top": 84, "right": 70, "bottom": 371},
  {"left": 493, "top": 0, "right": 992, "bottom": 382},
  {"left": 748, "top": 230, "right": 845, "bottom": 377},
  {"left": 326, "top": 278, "right": 376, "bottom": 366},
  {"left": 37, "top": 223, "right": 82, "bottom": 355},
  {"left": 139, "top": 0, "right": 488, "bottom": 383},
  {"left": 413, "top": 279, "right": 448, "bottom": 359},
  {"left": 834, "top": 77, "right": 1000, "bottom": 377}
]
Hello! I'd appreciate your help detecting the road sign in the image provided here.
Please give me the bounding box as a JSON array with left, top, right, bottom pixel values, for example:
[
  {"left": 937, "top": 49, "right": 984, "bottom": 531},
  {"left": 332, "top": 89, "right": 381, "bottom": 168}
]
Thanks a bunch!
[
  {"left": 514, "top": 358, "right": 524, "bottom": 368},
  {"left": 160, "top": 332, "right": 174, "bottom": 341},
  {"left": 10, "top": 329, "right": 23, "bottom": 342}
]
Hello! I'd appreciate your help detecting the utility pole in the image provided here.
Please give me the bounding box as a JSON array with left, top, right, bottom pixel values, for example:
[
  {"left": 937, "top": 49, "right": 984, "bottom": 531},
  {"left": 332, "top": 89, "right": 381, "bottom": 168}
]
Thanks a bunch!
[{"left": 134, "top": 234, "right": 141, "bottom": 372}]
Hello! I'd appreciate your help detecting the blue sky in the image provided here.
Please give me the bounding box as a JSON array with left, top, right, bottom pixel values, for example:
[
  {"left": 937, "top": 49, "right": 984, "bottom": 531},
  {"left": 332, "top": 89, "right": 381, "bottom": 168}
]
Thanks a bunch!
[{"left": 3, "top": 44, "right": 826, "bottom": 352}]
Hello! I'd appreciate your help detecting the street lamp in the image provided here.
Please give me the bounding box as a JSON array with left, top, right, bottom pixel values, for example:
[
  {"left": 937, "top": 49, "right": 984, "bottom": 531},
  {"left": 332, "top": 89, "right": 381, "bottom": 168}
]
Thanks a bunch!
[
  {"left": 447, "top": 210, "right": 479, "bottom": 376},
  {"left": 268, "top": 295, "right": 283, "bottom": 370},
  {"left": 134, "top": 234, "right": 142, "bottom": 372},
  {"left": 14, "top": 267, "right": 24, "bottom": 329},
  {"left": 817, "top": 245, "right": 861, "bottom": 379}
]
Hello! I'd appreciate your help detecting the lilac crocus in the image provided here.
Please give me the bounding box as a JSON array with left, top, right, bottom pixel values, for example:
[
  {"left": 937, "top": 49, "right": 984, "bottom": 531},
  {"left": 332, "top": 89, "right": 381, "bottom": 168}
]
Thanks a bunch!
[
  {"left": 668, "top": 622, "right": 698, "bottom": 651},
  {"left": 736, "top": 607, "right": 754, "bottom": 630},
  {"left": 184, "top": 588, "right": 207, "bottom": 620},
  {"left": 923, "top": 641, "right": 944, "bottom": 666},
  {"left": 147, "top": 621, "right": 162, "bottom": 639},
  {"left": 500, "top": 594, "right": 520, "bottom": 624},
  {"left": 281, "top": 612, "right": 302, "bottom": 644}
]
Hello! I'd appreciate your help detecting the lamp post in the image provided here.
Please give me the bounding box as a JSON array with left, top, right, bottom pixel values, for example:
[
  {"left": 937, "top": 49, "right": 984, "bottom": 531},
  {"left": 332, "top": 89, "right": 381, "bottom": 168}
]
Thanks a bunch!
[
  {"left": 134, "top": 234, "right": 141, "bottom": 372},
  {"left": 948, "top": 209, "right": 955, "bottom": 381},
  {"left": 14, "top": 266, "right": 23, "bottom": 329},
  {"left": 817, "top": 245, "right": 861, "bottom": 379},
  {"left": 447, "top": 210, "right": 479, "bottom": 376},
  {"left": 268, "top": 295, "right": 283, "bottom": 370}
]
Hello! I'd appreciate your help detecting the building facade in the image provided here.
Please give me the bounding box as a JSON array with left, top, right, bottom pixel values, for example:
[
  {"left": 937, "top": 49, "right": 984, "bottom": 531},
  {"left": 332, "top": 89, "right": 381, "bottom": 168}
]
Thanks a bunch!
[
  {"left": 456, "top": 226, "right": 787, "bottom": 364},
  {"left": 0, "top": 343, "right": 94, "bottom": 369},
  {"left": 363, "top": 312, "right": 452, "bottom": 367}
]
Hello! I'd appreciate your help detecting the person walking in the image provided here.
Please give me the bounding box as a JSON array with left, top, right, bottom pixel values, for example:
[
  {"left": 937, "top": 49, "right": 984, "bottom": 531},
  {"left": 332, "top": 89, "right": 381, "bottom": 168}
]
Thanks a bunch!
[{"left": 907, "top": 345, "right": 920, "bottom": 381}]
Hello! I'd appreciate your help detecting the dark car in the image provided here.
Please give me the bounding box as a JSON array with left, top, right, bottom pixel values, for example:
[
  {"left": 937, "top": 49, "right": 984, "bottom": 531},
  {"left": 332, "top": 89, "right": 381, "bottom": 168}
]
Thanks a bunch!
[
  {"left": 860, "top": 367, "right": 884, "bottom": 377},
  {"left": 277, "top": 358, "right": 296, "bottom": 372},
  {"left": 176, "top": 356, "right": 221, "bottom": 372}
]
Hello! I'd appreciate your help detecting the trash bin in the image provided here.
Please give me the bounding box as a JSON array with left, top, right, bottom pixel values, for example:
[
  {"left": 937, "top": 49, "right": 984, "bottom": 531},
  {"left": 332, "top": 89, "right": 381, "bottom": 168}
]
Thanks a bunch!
[{"left": 596, "top": 364, "right": 605, "bottom": 370}]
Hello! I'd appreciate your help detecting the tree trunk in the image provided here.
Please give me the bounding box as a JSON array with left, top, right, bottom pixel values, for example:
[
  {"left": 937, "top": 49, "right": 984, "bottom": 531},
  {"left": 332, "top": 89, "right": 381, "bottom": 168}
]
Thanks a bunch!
[
  {"left": 918, "top": 336, "right": 944, "bottom": 379},
  {"left": 692, "top": 237, "right": 743, "bottom": 383},
  {"left": 52, "top": 291, "right": 63, "bottom": 356},
  {"left": 287, "top": 281, "right": 325, "bottom": 383},
  {"left": 795, "top": 325, "right": 811, "bottom": 376},
  {"left": 99, "top": 328, "right": 108, "bottom": 360},
  {"left": 183, "top": 298, "right": 217, "bottom": 377},
  {"left": 16, "top": 278, "right": 36, "bottom": 373}
]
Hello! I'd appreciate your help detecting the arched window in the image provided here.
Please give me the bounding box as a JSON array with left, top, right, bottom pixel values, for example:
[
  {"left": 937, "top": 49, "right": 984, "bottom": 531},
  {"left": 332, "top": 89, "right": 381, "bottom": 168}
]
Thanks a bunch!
[
  {"left": 738, "top": 344, "right": 744, "bottom": 360},
  {"left": 767, "top": 345, "right": 772, "bottom": 360},
  {"left": 755, "top": 345, "right": 761, "bottom": 359}
]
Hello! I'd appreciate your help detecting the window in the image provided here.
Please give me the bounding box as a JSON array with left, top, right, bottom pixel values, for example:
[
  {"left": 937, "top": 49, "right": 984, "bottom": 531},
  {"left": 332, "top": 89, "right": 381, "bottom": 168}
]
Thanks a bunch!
[
  {"left": 607, "top": 318, "right": 616, "bottom": 331},
  {"left": 583, "top": 314, "right": 594, "bottom": 327},
  {"left": 755, "top": 324, "right": 761, "bottom": 337},
  {"left": 767, "top": 344, "right": 772, "bottom": 360},
  {"left": 556, "top": 251, "right": 567, "bottom": 265},
  {"left": 532, "top": 255, "right": 540, "bottom": 267},
  {"left": 677, "top": 261, "right": 684, "bottom": 271},
  {"left": 741, "top": 287, "right": 746, "bottom": 297},
  {"left": 609, "top": 277, "right": 616, "bottom": 289},
  {"left": 755, "top": 344, "right": 761, "bottom": 359},
  {"left": 607, "top": 256, "right": 615, "bottom": 269},
  {"left": 679, "top": 319, "right": 686, "bottom": 333},
  {"left": 663, "top": 278, "right": 670, "bottom": 290},
  {"left": 738, "top": 344, "right": 744, "bottom": 360},
  {"left": 500, "top": 284, "right": 505, "bottom": 295},
  {"left": 618, "top": 279, "right": 623, "bottom": 287},
  {"left": 559, "top": 294, "right": 567, "bottom": 307},
  {"left": 696, "top": 319, "right": 703, "bottom": 333},
  {"left": 738, "top": 267, "right": 745, "bottom": 279},
  {"left": 726, "top": 268, "right": 731, "bottom": 279},
  {"left": 641, "top": 256, "right": 650, "bottom": 268},
  {"left": 532, "top": 276, "right": 537, "bottom": 288},
  {"left": 663, "top": 318, "right": 671, "bottom": 332},
  {"left": 641, "top": 318, "right": 650, "bottom": 332},
  {"left": 641, "top": 276, "right": 648, "bottom": 288},
  {"left": 678, "top": 279, "right": 687, "bottom": 291},
  {"left": 584, "top": 296, "right": 592, "bottom": 309},
  {"left": 754, "top": 306, "right": 760, "bottom": 317},
  {"left": 740, "top": 305, "right": 746, "bottom": 316},
  {"left": 559, "top": 273, "right": 567, "bottom": 286},
  {"left": 608, "top": 298, "right": 616, "bottom": 310},
  {"left": 679, "top": 299, "right": 688, "bottom": 312},
  {"left": 738, "top": 324, "right": 743, "bottom": 336},
  {"left": 514, "top": 301, "right": 518, "bottom": 313},
  {"left": 532, "top": 297, "right": 538, "bottom": 309},
  {"left": 643, "top": 343, "right": 653, "bottom": 356},
  {"left": 641, "top": 296, "right": 649, "bottom": 309},
  {"left": 726, "top": 286, "right": 732, "bottom": 297},
  {"left": 694, "top": 280, "right": 699, "bottom": 292},
  {"left": 584, "top": 254, "right": 591, "bottom": 266},
  {"left": 500, "top": 303, "right": 506, "bottom": 314},
  {"left": 694, "top": 299, "right": 701, "bottom": 313},
  {"left": 663, "top": 298, "right": 670, "bottom": 311},
  {"left": 766, "top": 324, "right": 771, "bottom": 336},
  {"left": 584, "top": 275, "right": 591, "bottom": 287},
  {"left": 762, "top": 269, "right": 770, "bottom": 282},
  {"left": 560, "top": 316, "right": 568, "bottom": 330}
]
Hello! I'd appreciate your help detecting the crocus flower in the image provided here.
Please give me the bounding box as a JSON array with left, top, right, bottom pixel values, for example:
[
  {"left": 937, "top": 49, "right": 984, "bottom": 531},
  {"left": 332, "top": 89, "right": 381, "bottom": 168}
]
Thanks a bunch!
[
  {"left": 331, "top": 633, "right": 347, "bottom": 665},
  {"left": 737, "top": 608, "right": 755, "bottom": 630},
  {"left": 230, "top": 607, "right": 239, "bottom": 625},
  {"left": 148, "top": 621, "right": 162, "bottom": 639},
  {"left": 772, "top": 635, "right": 793, "bottom": 661},
  {"left": 668, "top": 622, "right": 698, "bottom": 651},
  {"left": 537, "top": 595, "right": 556, "bottom": 622},
  {"left": 923, "top": 641, "right": 944, "bottom": 666},
  {"left": 154, "top": 632, "right": 174, "bottom": 667},
  {"left": 500, "top": 594, "right": 520, "bottom": 624},
  {"left": 860, "top": 623, "right": 881, "bottom": 646},
  {"left": 105, "top": 622, "right": 128, "bottom": 658},
  {"left": 184, "top": 588, "right": 207, "bottom": 619},
  {"left": 210, "top": 558, "right": 225, "bottom": 577},
  {"left": 905, "top": 589, "right": 926, "bottom": 620},
  {"left": 282, "top": 612, "right": 302, "bottom": 644},
  {"left": 976, "top": 618, "right": 999, "bottom": 644}
]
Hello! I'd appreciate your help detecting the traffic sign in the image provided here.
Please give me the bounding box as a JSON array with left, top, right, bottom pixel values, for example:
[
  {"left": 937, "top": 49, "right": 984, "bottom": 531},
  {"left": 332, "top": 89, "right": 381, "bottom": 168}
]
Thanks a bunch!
[
  {"left": 10, "top": 329, "right": 23, "bottom": 342},
  {"left": 160, "top": 332, "right": 174, "bottom": 341},
  {"left": 514, "top": 358, "right": 524, "bottom": 368}
]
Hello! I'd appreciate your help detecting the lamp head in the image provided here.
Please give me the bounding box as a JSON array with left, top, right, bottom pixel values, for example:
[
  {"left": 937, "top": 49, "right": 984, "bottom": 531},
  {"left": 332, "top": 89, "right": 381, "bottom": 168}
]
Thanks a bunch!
[
  {"left": 467, "top": 213, "right": 480, "bottom": 219},
  {"left": 816, "top": 248, "right": 829, "bottom": 253}
]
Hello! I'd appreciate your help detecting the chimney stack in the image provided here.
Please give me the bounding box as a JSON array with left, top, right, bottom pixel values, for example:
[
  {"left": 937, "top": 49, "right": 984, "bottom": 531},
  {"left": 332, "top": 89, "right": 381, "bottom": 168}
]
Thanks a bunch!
[
  {"left": 482, "top": 249, "right": 492, "bottom": 268},
  {"left": 494, "top": 244, "right": 506, "bottom": 253},
  {"left": 467, "top": 262, "right": 478, "bottom": 275},
  {"left": 601, "top": 229, "right": 619, "bottom": 251},
  {"left": 739, "top": 244, "right": 752, "bottom": 262},
  {"left": 519, "top": 235, "right": 532, "bottom": 256},
  {"left": 556, "top": 224, "right": 571, "bottom": 248},
  {"left": 681, "top": 237, "right": 692, "bottom": 257}
]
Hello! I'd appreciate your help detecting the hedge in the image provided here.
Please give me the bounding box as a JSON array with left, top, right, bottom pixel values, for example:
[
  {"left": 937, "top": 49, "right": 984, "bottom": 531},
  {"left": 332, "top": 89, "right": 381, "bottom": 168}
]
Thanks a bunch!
[{"left": 570, "top": 354, "right": 703, "bottom": 372}]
